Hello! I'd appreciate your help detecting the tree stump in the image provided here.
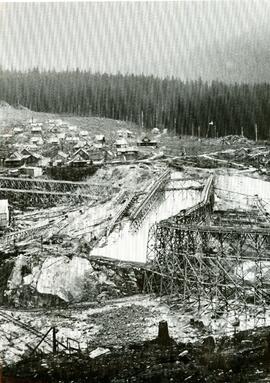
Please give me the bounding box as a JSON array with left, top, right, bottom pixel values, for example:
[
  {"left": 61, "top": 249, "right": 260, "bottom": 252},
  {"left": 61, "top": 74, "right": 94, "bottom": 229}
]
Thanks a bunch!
[{"left": 158, "top": 320, "right": 170, "bottom": 345}]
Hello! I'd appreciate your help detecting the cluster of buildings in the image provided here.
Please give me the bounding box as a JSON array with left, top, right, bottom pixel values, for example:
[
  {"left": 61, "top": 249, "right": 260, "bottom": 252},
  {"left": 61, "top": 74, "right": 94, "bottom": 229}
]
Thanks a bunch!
[{"left": 0, "top": 118, "right": 160, "bottom": 179}]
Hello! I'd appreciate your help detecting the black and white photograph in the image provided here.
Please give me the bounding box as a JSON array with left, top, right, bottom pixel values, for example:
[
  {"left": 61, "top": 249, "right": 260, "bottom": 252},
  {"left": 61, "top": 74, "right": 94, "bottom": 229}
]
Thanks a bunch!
[{"left": 1, "top": 0, "right": 270, "bottom": 381}]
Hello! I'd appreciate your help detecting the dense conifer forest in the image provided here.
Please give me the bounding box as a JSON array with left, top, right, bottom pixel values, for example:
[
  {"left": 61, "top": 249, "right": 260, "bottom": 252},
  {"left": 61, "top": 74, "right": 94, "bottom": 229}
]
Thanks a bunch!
[{"left": 1, "top": 68, "right": 270, "bottom": 140}]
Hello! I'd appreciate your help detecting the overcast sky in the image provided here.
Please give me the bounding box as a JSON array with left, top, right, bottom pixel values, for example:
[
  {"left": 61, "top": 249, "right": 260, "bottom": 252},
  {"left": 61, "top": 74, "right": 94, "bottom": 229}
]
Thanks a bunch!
[{"left": 0, "top": 1, "right": 269, "bottom": 80}]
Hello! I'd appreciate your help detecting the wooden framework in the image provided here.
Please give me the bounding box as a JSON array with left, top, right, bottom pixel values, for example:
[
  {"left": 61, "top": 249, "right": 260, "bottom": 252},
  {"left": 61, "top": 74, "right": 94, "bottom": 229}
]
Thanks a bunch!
[
  {"left": 0, "top": 176, "right": 119, "bottom": 207},
  {"left": 130, "top": 169, "right": 171, "bottom": 230},
  {"left": 144, "top": 176, "right": 270, "bottom": 323}
]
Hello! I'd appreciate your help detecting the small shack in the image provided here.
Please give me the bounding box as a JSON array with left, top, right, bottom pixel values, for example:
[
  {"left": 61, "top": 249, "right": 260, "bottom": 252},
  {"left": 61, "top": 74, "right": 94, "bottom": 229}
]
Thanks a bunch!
[
  {"left": 4, "top": 152, "right": 24, "bottom": 167},
  {"left": 48, "top": 137, "right": 60, "bottom": 145},
  {"left": 30, "top": 137, "right": 44, "bottom": 146},
  {"left": 117, "top": 130, "right": 124, "bottom": 138},
  {"left": 137, "top": 136, "right": 158, "bottom": 148},
  {"left": 126, "top": 130, "right": 133, "bottom": 138},
  {"left": 13, "top": 127, "right": 23, "bottom": 134},
  {"left": 115, "top": 139, "right": 128, "bottom": 149},
  {"left": 80, "top": 130, "right": 89, "bottom": 137},
  {"left": 95, "top": 135, "right": 105, "bottom": 145},
  {"left": 151, "top": 127, "right": 160, "bottom": 135},
  {"left": 117, "top": 147, "right": 138, "bottom": 161},
  {"left": 31, "top": 126, "right": 43, "bottom": 135},
  {"left": 20, "top": 166, "right": 43, "bottom": 178},
  {"left": 0, "top": 200, "right": 9, "bottom": 228}
]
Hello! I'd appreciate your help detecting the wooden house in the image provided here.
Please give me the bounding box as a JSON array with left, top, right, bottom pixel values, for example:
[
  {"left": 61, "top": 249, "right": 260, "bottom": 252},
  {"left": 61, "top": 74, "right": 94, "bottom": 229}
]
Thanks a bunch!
[
  {"left": 79, "top": 130, "right": 89, "bottom": 137},
  {"left": 31, "top": 126, "right": 43, "bottom": 135},
  {"left": 72, "top": 148, "right": 90, "bottom": 161},
  {"left": 4, "top": 152, "right": 24, "bottom": 167},
  {"left": 48, "top": 136, "right": 60, "bottom": 145},
  {"left": 20, "top": 149, "right": 41, "bottom": 165},
  {"left": 68, "top": 154, "right": 90, "bottom": 167},
  {"left": 115, "top": 139, "right": 128, "bottom": 149},
  {"left": 30, "top": 137, "right": 44, "bottom": 146},
  {"left": 117, "top": 147, "right": 138, "bottom": 161},
  {"left": 51, "top": 151, "right": 69, "bottom": 166}
]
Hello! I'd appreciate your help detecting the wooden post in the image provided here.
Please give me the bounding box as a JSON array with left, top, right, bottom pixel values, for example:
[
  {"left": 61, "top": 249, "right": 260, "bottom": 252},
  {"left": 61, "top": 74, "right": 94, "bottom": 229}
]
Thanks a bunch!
[
  {"left": 241, "top": 126, "right": 244, "bottom": 137},
  {"left": 255, "top": 123, "right": 258, "bottom": 142},
  {"left": 52, "top": 326, "right": 57, "bottom": 354},
  {"left": 198, "top": 126, "right": 201, "bottom": 139},
  {"left": 158, "top": 320, "right": 170, "bottom": 345},
  {"left": 191, "top": 122, "right": 194, "bottom": 137}
]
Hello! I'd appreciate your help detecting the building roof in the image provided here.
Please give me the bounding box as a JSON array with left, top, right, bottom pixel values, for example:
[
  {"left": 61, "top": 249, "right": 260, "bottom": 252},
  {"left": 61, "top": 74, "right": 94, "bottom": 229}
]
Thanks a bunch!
[
  {"left": 21, "top": 165, "right": 42, "bottom": 171},
  {"left": 115, "top": 139, "right": 128, "bottom": 146},
  {"left": 72, "top": 148, "right": 89, "bottom": 158},
  {"left": 7, "top": 152, "right": 23, "bottom": 160},
  {"left": 56, "top": 151, "right": 68, "bottom": 159},
  {"left": 69, "top": 154, "right": 87, "bottom": 163},
  {"left": 117, "top": 146, "right": 138, "bottom": 153}
]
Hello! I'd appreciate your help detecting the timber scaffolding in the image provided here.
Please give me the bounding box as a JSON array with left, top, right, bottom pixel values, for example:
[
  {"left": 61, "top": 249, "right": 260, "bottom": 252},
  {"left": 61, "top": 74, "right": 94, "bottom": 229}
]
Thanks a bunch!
[
  {"left": 0, "top": 177, "right": 119, "bottom": 206},
  {"left": 130, "top": 169, "right": 171, "bottom": 230},
  {"left": 144, "top": 176, "right": 270, "bottom": 322},
  {"left": 0, "top": 216, "right": 67, "bottom": 248}
]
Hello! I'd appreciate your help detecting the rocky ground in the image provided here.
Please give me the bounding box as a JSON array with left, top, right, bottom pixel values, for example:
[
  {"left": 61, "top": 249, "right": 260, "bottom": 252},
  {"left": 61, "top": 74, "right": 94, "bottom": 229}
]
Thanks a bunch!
[
  {"left": 4, "top": 323, "right": 270, "bottom": 383},
  {"left": 0, "top": 295, "right": 203, "bottom": 366}
]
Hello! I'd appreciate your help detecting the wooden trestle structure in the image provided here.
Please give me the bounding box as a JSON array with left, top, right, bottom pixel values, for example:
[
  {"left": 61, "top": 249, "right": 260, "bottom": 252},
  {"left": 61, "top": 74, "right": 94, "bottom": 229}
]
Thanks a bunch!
[
  {"left": 130, "top": 169, "right": 171, "bottom": 230},
  {"left": 0, "top": 176, "right": 119, "bottom": 206},
  {"left": 144, "top": 175, "right": 270, "bottom": 320}
]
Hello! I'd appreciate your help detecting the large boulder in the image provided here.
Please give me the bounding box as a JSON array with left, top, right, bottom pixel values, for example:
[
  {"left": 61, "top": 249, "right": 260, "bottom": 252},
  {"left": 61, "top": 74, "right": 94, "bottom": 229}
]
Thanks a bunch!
[{"left": 36, "top": 256, "right": 93, "bottom": 302}]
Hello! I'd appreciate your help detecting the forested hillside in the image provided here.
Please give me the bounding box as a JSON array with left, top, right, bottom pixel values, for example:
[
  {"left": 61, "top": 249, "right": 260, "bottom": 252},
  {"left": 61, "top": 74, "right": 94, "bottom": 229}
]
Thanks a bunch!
[{"left": 1, "top": 68, "right": 270, "bottom": 140}]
